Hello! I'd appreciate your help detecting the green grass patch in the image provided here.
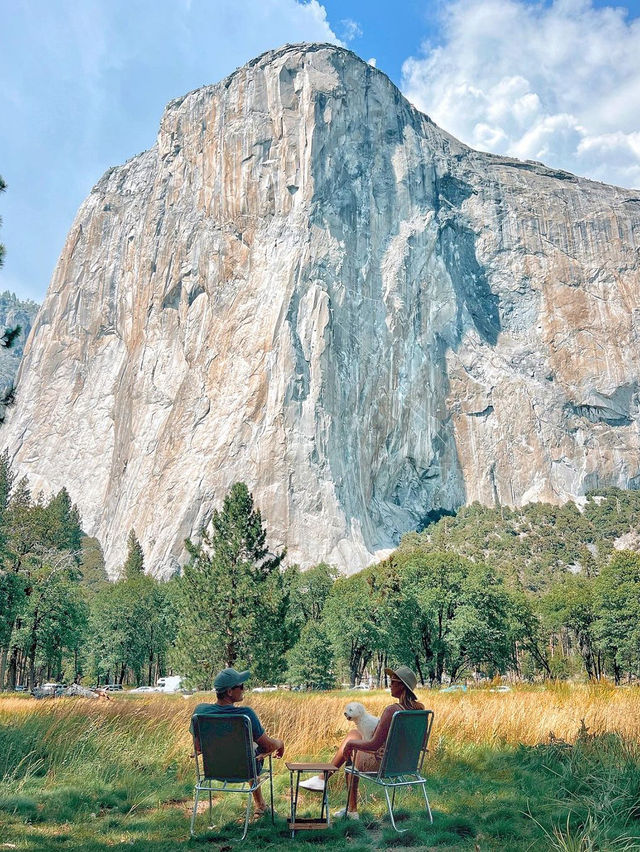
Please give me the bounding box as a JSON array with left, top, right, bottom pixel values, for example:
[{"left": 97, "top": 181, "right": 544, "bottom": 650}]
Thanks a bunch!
[{"left": 1, "top": 695, "right": 640, "bottom": 850}]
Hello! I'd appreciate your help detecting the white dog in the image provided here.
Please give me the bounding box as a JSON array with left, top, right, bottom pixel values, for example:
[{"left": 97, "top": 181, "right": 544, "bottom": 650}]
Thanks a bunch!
[{"left": 344, "top": 701, "right": 379, "bottom": 740}]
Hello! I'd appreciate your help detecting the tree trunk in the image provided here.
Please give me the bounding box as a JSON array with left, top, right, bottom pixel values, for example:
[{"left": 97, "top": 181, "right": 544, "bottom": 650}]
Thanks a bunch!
[
  {"left": 27, "top": 646, "right": 37, "bottom": 690},
  {"left": 0, "top": 646, "right": 7, "bottom": 690},
  {"left": 7, "top": 646, "right": 18, "bottom": 690}
]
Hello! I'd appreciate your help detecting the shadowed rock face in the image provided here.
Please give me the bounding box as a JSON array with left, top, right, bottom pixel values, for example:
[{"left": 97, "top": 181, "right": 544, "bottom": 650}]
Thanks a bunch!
[{"left": 3, "top": 44, "right": 640, "bottom": 577}]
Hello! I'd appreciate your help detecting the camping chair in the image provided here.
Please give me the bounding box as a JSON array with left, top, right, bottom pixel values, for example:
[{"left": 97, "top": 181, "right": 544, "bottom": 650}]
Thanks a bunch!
[
  {"left": 190, "top": 713, "right": 274, "bottom": 841},
  {"left": 344, "top": 709, "right": 434, "bottom": 833}
]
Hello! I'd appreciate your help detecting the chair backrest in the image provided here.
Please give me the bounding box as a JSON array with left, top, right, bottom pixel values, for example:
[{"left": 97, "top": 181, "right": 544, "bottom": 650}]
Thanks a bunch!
[
  {"left": 378, "top": 710, "right": 434, "bottom": 778},
  {"left": 191, "top": 713, "right": 256, "bottom": 783}
]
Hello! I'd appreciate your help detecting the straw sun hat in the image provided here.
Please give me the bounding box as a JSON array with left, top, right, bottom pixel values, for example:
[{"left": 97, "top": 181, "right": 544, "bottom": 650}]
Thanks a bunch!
[{"left": 385, "top": 665, "right": 418, "bottom": 698}]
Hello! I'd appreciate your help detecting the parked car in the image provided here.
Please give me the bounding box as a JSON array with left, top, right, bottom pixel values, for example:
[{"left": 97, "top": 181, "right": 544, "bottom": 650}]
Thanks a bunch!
[
  {"left": 130, "top": 686, "right": 157, "bottom": 693},
  {"left": 14, "top": 685, "right": 27, "bottom": 692},
  {"left": 41, "top": 682, "right": 66, "bottom": 695},
  {"left": 103, "top": 684, "right": 123, "bottom": 692}
]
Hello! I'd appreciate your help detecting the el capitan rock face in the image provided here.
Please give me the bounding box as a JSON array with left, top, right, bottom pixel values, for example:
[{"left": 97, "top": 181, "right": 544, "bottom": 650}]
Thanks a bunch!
[{"left": 3, "top": 44, "right": 640, "bottom": 577}]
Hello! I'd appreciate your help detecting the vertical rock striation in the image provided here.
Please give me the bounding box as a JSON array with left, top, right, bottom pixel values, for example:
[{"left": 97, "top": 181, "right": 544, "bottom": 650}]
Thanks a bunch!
[{"left": 3, "top": 44, "right": 640, "bottom": 576}]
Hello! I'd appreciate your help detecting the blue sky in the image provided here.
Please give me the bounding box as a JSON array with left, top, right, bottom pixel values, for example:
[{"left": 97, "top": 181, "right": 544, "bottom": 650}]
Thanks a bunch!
[{"left": 1, "top": 0, "right": 639, "bottom": 303}]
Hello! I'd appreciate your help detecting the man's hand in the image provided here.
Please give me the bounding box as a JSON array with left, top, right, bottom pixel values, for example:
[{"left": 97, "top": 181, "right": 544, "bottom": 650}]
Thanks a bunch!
[
  {"left": 343, "top": 742, "right": 354, "bottom": 762},
  {"left": 273, "top": 738, "right": 285, "bottom": 758}
]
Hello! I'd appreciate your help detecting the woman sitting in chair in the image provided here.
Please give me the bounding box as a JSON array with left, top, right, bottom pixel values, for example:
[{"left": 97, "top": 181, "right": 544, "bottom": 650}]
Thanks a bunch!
[{"left": 300, "top": 665, "right": 424, "bottom": 819}]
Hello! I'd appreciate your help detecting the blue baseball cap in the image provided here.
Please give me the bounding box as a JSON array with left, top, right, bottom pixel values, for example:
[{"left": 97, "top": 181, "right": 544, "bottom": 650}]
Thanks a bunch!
[{"left": 213, "top": 667, "right": 250, "bottom": 690}]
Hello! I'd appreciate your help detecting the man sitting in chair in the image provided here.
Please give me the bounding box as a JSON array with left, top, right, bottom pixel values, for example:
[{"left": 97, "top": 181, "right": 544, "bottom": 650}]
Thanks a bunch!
[{"left": 191, "top": 667, "right": 285, "bottom": 816}]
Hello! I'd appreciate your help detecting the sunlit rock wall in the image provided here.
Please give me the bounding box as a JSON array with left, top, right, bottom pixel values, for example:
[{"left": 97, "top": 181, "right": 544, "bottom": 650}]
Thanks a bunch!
[{"left": 3, "top": 44, "right": 640, "bottom": 576}]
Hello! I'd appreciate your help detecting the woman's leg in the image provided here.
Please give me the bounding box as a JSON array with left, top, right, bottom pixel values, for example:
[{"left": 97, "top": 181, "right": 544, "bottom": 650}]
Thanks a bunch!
[
  {"left": 301, "top": 729, "right": 363, "bottom": 791},
  {"left": 348, "top": 776, "right": 359, "bottom": 812},
  {"left": 337, "top": 731, "right": 363, "bottom": 813},
  {"left": 331, "top": 729, "right": 362, "bottom": 769}
]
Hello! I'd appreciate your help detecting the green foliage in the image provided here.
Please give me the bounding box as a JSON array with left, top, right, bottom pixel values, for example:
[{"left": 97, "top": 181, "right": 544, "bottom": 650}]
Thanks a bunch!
[
  {"left": 13, "top": 558, "right": 88, "bottom": 685},
  {"left": 90, "top": 572, "right": 172, "bottom": 686},
  {"left": 173, "top": 482, "right": 285, "bottom": 688},
  {"left": 323, "top": 572, "right": 381, "bottom": 685},
  {"left": 4, "top": 461, "right": 640, "bottom": 690},
  {"left": 594, "top": 550, "right": 640, "bottom": 683},
  {"left": 283, "top": 561, "right": 337, "bottom": 647},
  {"left": 121, "top": 528, "right": 144, "bottom": 579},
  {"left": 78, "top": 537, "right": 109, "bottom": 593},
  {"left": 386, "top": 549, "right": 517, "bottom": 684},
  {"left": 413, "top": 489, "right": 640, "bottom": 592},
  {"left": 0, "top": 457, "right": 87, "bottom": 689},
  {"left": 540, "top": 575, "right": 601, "bottom": 679},
  {"left": 286, "top": 620, "right": 335, "bottom": 689}
]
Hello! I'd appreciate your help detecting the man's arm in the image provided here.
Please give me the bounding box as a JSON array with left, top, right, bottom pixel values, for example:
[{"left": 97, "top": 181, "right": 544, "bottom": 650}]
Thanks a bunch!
[{"left": 256, "top": 732, "right": 285, "bottom": 758}]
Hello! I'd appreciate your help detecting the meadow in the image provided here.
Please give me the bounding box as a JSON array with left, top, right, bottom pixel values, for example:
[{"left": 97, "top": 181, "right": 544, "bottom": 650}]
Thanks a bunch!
[{"left": 2, "top": 685, "right": 640, "bottom": 850}]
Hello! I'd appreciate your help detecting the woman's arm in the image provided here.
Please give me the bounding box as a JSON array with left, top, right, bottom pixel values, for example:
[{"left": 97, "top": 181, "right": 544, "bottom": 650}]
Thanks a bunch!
[{"left": 343, "top": 705, "right": 397, "bottom": 759}]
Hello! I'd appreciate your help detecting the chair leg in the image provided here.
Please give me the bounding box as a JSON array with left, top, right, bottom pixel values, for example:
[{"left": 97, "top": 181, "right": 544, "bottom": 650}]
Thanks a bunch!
[
  {"left": 241, "top": 793, "right": 252, "bottom": 841},
  {"left": 268, "top": 755, "right": 274, "bottom": 824},
  {"left": 420, "top": 781, "right": 433, "bottom": 823},
  {"left": 344, "top": 769, "right": 353, "bottom": 817},
  {"left": 384, "top": 787, "right": 407, "bottom": 834},
  {"left": 208, "top": 788, "right": 213, "bottom": 826},
  {"left": 190, "top": 787, "right": 200, "bottom": 837}
]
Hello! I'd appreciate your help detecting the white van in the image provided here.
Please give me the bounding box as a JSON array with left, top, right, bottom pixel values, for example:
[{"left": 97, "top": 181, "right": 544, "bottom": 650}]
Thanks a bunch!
[{"left": 156, "top": 676, "right": 182, "bottom": 692}]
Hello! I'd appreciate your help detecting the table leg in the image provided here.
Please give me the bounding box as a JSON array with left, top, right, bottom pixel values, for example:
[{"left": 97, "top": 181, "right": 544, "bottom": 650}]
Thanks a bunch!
[
  {"left": 322, "top": 771, "right": 330, "bottom": 825},
  {"left": 291, "top": 770, "right": 301, "bottom": 838}
]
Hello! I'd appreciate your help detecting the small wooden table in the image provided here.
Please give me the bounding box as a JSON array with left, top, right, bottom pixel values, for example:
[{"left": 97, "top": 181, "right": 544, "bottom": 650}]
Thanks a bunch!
[{"left": 286, "top": 762, "right": 335, "bottom": 837}]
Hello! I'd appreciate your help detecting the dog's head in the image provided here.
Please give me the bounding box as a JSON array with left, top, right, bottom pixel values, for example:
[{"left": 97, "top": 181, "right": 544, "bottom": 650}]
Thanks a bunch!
[{"left": 344, "top": 701, "right": 366, "bottom": 722}]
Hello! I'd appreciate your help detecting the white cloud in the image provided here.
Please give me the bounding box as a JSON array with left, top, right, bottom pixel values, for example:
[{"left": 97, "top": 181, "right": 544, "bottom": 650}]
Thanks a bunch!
[
  {"left": 339, "top": 18, "right": 363, "bottom": 41},
  {"left": 401, "top": 0, "right": 640, "bottom": 189},
  {"left": 0, "top": 0, "right": 341, "bottom": 302}
]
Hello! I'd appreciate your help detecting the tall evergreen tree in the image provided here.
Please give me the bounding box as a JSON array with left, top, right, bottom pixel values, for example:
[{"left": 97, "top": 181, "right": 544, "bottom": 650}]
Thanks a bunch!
[
  {"left": 45, "top": 488, "right": 82, "bottom": 553},
  {"left": 122, "top": 529, "right": 144, "bottom": 578},
  {"left": 173, "top": 482, "right": 284, "bottom": 688}
]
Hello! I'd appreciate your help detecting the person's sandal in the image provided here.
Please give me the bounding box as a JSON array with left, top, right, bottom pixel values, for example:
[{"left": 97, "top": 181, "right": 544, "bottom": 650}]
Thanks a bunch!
[{"left": 252, "top": 806, "right": 275, "bottom": 820}]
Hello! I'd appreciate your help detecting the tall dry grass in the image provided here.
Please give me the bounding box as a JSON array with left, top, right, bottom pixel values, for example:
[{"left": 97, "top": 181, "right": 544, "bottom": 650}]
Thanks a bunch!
[
  {"left": 3, "top": 683, "right": 640, "bottom": 769},
  {"left": 249, "top": 683, "right": 640, "bottom": 754}
]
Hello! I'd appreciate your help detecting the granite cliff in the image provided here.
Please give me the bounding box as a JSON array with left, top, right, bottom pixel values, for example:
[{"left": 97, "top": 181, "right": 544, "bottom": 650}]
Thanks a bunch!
[
  {"left": 0, "top": 291, "right": 40, "bottom": 412},
  {"left": 3, "top": 44, "right": 640, "bottom": 576}
]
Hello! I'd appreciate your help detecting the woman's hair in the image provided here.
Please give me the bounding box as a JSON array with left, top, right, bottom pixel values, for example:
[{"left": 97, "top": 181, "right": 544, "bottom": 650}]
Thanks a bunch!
[{"left": 399, "top": 685, "right": 421, "bottom": 710}]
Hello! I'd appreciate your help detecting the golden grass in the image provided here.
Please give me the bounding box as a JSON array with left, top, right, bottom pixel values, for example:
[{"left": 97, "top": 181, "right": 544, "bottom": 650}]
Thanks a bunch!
[
  {"left": 250, "top": 683, "right": 640, "bottom": 753},
  {"left": 3, "top": 682, "right": 640, "bottom": 767}
]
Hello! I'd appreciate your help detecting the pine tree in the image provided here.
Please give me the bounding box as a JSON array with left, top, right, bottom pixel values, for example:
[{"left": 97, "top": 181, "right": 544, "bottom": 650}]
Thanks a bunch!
[
  {"left": 45, "top": 488, "right": 82, "bottom": 553},
  {"left": 122, "top": 529, "right": 144, "bottom": 579},
  {"left": 174, "top": 482, "right": 284, "bottom": 688}
]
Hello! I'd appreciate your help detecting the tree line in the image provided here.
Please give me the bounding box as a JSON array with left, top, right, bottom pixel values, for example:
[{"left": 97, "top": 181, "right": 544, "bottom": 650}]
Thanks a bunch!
[{"left": 2, "top": 463, "right": 640, "bottom": 691}]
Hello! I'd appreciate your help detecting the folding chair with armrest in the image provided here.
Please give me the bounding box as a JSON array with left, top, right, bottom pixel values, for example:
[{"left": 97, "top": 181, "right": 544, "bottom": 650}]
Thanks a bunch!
[
  {"left": 190, "top": 713, "right": 274, "bottom": 841},
  {"left": 344, "top": 709, "right": 434, "bottom": 833}
]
